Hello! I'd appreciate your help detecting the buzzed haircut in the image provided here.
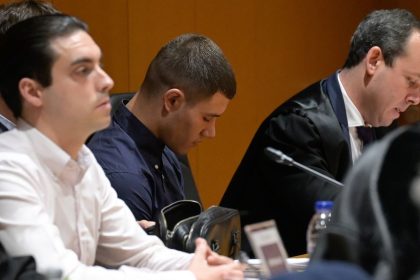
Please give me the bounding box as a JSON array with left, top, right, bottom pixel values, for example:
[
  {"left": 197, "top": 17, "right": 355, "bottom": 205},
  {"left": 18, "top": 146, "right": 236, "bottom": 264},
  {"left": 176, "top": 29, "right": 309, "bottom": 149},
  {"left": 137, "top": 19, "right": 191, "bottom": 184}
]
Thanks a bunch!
[{"left": 141, "top": 33, "right": 236, "bottom": 104}]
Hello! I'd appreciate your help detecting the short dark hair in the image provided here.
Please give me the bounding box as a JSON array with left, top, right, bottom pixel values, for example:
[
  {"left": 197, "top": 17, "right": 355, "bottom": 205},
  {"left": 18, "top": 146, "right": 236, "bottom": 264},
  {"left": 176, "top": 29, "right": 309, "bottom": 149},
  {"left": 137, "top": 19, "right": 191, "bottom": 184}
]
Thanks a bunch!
[
  {"left": 140, "top": 33, "right": 236, "bottom": 104},
  {"left": 343, "top": 9, "right": 420, "bottom": 68},
  {"left": 0, "top": 0, "right": 59, "bottom": 39},
  {"left": 0, "top": 14, "right": 88, "bottom": 118}
]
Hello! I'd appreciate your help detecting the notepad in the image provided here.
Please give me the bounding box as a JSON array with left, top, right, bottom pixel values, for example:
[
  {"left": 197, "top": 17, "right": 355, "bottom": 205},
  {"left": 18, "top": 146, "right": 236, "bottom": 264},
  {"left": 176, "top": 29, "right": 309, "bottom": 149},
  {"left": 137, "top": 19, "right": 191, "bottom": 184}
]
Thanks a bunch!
[{"left": 244, "top": 220, "right": 290, "bottom": 278}]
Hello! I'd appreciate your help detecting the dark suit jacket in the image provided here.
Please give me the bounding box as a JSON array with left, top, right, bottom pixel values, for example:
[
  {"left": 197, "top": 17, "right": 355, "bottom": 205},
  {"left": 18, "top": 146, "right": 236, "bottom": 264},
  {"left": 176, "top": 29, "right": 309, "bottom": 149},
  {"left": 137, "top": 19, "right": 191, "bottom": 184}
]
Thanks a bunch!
[{"left": 221, "top": 73, "right": 351, "bottom": 256}]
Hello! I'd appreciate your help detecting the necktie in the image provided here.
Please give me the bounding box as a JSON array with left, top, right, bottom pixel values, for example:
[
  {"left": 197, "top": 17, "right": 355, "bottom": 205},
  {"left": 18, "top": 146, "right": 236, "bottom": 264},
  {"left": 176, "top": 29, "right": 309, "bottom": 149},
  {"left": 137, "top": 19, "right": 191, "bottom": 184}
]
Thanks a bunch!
[{"left": 356, "top": 126, "right": 375, "bottom": 149}]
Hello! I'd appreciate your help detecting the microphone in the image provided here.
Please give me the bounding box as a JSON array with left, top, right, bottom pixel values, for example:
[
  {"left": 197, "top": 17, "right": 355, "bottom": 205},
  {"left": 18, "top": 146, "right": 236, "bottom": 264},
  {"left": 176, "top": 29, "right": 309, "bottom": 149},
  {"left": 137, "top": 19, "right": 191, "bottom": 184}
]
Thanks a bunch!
[{"left": 265, "top": 147, "right": 344, "bottom": 187}]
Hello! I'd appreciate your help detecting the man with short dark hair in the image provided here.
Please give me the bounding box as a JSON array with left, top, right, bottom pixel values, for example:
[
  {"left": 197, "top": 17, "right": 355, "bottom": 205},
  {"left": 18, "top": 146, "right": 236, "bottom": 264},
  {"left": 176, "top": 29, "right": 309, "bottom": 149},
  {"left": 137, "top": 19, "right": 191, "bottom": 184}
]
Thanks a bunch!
[
  {"left": 0, "top": 14, "right": 243, "bottom": 280},
  {"left": 221, "top": 9, "right": 420, "bottom": 256},
  {"left": 88, "top": 34, "right": 236, "bottom": 229}
]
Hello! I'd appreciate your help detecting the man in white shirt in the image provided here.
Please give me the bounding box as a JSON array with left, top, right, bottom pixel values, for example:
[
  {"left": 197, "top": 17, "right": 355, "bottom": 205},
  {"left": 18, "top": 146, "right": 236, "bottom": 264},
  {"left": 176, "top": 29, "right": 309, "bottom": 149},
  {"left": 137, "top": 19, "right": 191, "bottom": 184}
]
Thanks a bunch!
[{"left": 0, "top": 14, "right": 243, "bottom": 280}]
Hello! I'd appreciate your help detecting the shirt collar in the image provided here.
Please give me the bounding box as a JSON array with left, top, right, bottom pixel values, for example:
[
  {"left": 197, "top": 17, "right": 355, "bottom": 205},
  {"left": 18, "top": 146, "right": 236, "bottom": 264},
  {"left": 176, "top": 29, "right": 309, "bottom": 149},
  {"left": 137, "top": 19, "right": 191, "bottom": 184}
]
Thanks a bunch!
[
  {"left": 17, "top": 119, "right": 90, "bottom": 182},
  {"left": 0, "top": 114, "right": 15, "bottom": 130},
  {"left": 114, "top": 101, "right": 165, "bottom": 164},
  {"left": 337, "top": 72, "right": 365, "bottom": 128}
]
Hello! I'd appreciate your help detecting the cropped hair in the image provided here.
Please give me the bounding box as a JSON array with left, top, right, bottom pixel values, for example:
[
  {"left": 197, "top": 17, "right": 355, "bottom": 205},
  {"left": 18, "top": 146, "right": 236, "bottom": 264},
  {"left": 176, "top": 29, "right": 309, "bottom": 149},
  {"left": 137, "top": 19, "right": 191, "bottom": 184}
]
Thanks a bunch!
[
  {"left": 140, "top": 33, "right": 236, "bottom": 104},
  {"left": 0, "top": 14, "right": 87, "bottom": 117},
  {"left": 343, "top": 9, "right": 420, "bottom": 69},
  {"left": 0, "top": 0, "right": 59, "bottom": 39}
]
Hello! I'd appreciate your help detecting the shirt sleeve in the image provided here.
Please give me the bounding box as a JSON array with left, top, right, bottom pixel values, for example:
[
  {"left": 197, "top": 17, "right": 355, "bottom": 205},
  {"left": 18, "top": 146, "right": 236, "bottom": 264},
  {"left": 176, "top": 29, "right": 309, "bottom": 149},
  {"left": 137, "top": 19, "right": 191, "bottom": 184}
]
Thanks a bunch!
[
  {"left": 107, "top": 171, "right": 155, "bottom": 221},
  {"left": 0, "top": 155, "right": 195, "bottom": 280},
  {"left": 95, "top": 165, "right": 195, "bottom": 272}
]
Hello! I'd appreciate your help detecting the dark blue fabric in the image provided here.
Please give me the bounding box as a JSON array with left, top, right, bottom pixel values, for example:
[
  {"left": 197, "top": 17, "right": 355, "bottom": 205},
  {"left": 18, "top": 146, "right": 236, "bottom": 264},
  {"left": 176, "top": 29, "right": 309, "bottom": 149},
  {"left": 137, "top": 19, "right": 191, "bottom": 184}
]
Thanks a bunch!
[
  {"left": 0, "top": 121, "right": 9, "bottom": 133},
  {"left": 87, "top": 100, "right": 185, "bottom": 221},
  {"left": 271, "top": 261, "right": 371, "bottom": 280},
  {"left": 356, "top": 126, "right": 376, "bottom": 148},
  {"left": 0, "top": 115, "right": 14, "bottom": 133},
  {"left": 322, "top": 73, "right": 350, "bottom": 146}
]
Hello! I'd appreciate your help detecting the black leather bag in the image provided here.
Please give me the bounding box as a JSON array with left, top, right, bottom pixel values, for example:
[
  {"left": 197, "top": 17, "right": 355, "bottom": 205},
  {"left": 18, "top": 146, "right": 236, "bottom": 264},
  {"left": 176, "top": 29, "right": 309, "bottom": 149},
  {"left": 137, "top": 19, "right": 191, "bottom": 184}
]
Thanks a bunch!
[
  {"left": 156, "top": 200, "right": 241, "bottom": 259},
  {"left": 0, "top": 242, "right": 45, "bottom": 280}
]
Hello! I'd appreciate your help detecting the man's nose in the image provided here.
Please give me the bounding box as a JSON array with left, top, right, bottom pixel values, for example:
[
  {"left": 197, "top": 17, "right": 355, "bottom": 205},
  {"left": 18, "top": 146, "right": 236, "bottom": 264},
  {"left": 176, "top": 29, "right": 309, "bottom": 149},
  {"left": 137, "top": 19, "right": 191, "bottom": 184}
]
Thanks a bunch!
[
  {"left": 407, "top": 94, "right": 420, "bottom": 106},
  {"left": 98, "top": 67, "right": 114, "bottom": 93},
  {"left": 202, "top": 123, "right": 216, "bottom": 138}
]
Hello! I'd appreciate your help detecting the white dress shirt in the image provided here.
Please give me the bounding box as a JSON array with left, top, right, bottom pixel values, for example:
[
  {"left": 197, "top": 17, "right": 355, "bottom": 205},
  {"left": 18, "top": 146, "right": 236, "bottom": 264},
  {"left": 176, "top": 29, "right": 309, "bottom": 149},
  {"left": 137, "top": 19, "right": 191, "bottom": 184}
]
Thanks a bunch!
[
  {"left": 0, "top": 120, "right": 195, "bottom": 280},
  {"left": 337, "top": 73, "right": 365, "bottom": 162}
]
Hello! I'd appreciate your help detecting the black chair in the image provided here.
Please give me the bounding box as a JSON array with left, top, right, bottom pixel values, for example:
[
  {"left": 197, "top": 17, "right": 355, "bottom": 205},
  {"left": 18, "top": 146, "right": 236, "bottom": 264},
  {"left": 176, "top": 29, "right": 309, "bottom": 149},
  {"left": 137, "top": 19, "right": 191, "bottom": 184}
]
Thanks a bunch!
[
  {"left": 110, "top": 92, "right": 135, "bottom": 114},
  {"left": 109, "top": 92, "right": 201, "bottom": 203}
]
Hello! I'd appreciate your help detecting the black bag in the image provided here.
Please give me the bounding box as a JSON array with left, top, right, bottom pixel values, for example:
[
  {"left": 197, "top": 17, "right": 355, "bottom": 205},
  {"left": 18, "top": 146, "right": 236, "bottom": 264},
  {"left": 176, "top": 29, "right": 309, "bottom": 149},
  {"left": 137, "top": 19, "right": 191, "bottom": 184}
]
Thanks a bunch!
[
  {"left": 0, "top": 242, "right": 46, "bottom": 280},
  {"left": 156, "top": 200, "right": 241, "bottom": 259}
]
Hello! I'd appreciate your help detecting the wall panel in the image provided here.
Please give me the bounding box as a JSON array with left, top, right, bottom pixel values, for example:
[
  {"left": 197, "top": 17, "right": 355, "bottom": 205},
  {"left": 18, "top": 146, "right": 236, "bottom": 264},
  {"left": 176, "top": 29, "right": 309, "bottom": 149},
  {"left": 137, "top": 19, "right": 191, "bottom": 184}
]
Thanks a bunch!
[
  {"left": 127, "top": 0, "right": 196, "bottom": 91},
  {"left": 52, "top": 0, "right": 129, "bottom": 92},
  {"left": 192, "top": 0, "right": 257, "bottom": 206},
  {"left": 189, "top": 0, "right": 376, "bottom": 207}
]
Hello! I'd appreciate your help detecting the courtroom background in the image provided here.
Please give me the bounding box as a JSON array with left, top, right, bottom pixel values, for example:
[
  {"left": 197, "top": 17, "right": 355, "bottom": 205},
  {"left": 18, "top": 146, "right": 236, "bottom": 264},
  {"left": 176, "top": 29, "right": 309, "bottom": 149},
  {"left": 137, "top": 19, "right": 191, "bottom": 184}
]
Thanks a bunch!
[{"left": 3, "top": 0, "right": 419, "bottom": 207}]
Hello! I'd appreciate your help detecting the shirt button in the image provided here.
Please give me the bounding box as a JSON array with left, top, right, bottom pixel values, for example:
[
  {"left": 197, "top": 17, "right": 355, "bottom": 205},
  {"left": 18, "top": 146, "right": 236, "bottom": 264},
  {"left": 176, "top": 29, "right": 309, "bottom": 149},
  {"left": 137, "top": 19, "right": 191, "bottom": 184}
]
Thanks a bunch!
[{"left": 154, "top": 164, "right": 159, "bottom": 170}]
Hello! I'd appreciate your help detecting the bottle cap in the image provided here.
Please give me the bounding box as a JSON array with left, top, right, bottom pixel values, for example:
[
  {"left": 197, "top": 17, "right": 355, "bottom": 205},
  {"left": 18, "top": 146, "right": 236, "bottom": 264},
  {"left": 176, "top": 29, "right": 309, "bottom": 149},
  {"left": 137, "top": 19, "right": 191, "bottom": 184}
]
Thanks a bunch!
[{"left": 315, "top": 200, "right": 333, "bottom": 211}]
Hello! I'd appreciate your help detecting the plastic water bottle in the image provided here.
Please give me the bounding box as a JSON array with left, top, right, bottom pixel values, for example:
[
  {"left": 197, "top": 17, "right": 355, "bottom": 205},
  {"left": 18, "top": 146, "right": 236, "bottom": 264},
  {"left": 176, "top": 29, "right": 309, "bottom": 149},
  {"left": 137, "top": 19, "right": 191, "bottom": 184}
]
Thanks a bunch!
[{"left": 306, "top": 200, "right": 333, "bottom": 256}]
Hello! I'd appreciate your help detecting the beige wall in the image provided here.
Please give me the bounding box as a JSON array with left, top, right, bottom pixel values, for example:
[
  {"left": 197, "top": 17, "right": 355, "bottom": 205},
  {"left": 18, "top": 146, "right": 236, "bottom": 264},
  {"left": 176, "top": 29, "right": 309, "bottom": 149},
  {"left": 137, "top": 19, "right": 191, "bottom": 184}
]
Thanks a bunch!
[{"left": 3, "top": 0, "right": 420, "bottom": 207}]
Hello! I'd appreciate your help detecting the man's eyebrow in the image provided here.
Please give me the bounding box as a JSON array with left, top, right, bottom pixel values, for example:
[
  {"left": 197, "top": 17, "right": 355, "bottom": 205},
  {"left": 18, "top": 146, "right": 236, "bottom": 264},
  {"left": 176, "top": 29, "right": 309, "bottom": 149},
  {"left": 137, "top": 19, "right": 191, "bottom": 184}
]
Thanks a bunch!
[
  {"left": 206, "top": 113, "right": 222, "bottom": 118},
  {"left": 404, "top": 71, "right": 420, "bottom": 79},
  {"left": 71, "top": 53, "right": 103, "bottom": 66},
  {"left": 70, "top": 57, "right": 94, "bottom": 65}
]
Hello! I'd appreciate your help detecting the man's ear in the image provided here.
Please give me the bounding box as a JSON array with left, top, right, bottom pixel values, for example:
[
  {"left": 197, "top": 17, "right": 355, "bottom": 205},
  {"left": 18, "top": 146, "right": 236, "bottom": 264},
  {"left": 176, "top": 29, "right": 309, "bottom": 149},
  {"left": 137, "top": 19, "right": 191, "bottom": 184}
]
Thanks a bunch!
[
  {"left": 18, "top": 78, "right": 43, "bottom": 107},
  {"left": 365, "top": 46, "right": 384, "bottom": 75},
  {"left": 163, "top": 88, "right": 185, "bottom": 112}
]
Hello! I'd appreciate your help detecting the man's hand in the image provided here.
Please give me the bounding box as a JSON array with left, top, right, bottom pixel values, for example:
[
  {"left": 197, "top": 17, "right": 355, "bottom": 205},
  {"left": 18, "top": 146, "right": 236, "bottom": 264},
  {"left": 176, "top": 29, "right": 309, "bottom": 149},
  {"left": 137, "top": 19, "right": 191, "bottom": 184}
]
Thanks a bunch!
[
  {"left": 207, "top": 250, "right": 235, "bottom": 266},
  {"left": 137, "top": 220, "right": 156, "bottom": 234},
  {"left": 189, "top": 238, "right": 244, "bottom": 280}
]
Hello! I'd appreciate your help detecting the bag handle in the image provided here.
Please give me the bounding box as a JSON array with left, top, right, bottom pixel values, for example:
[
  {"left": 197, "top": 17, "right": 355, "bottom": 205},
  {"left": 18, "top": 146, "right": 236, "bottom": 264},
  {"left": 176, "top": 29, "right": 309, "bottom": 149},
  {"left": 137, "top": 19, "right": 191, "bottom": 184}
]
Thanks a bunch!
[{"left": 157, "top": 200, "right": 202, "bottom": 244}]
